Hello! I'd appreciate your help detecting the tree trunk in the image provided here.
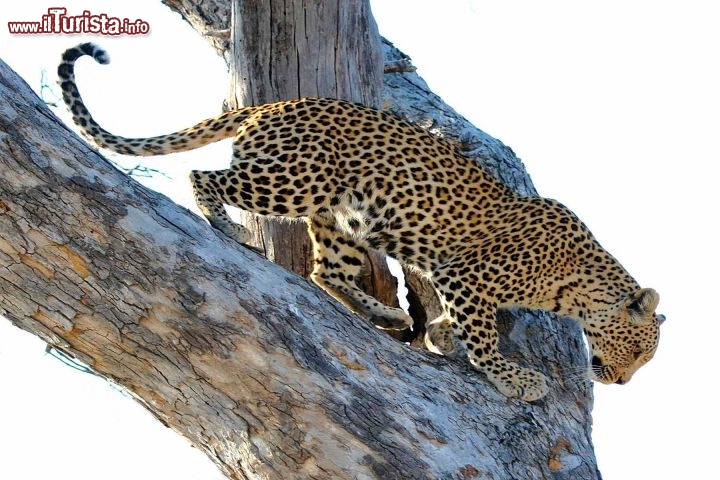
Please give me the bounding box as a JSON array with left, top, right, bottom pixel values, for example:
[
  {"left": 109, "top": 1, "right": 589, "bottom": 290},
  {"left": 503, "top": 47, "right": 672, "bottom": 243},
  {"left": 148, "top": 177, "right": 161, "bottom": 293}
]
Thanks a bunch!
[
  {"left": 0, "top": 3, "right": 599, "bottom": 479},
  {"left": 221, "top": 0, "right": 398, "bottom": 316}
]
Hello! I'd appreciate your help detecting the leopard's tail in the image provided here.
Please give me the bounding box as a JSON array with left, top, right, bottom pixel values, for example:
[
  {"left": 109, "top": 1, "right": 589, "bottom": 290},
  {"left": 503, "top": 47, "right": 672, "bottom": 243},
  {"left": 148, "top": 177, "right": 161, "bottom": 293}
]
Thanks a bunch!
[{"left": 58, "top": 43, "right": 249, "bottom": 156}]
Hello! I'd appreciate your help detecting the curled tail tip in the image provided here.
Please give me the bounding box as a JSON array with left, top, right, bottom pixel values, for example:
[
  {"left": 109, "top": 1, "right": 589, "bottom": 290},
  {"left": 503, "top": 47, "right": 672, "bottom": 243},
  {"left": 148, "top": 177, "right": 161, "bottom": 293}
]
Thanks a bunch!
[
  {"left": 61, "top": 43, "right": 110, "bottom": 65},
  {"left": 78, "top": 42, "right": 110, "bottom": 64}
]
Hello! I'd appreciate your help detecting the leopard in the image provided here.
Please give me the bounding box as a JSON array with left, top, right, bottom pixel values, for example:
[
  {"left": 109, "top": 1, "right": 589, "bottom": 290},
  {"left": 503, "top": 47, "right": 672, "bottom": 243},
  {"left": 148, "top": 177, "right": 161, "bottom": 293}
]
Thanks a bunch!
[{"left": 58, "top": 43, "right": 664, "bottom": 401}]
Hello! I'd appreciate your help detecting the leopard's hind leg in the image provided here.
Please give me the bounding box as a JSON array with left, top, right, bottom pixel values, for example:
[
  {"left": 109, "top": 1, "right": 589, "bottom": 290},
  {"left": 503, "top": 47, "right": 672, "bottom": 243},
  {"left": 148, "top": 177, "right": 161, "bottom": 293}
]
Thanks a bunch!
[
  {"left": 190, "top": 167, "right": 412, "bottom": 330},
  {"left": 189, "top": 126, "right": 318, "bottom": 244},
  {"left": 190, "top": 169, "right": 252, "bottom": 244},
  {"left": 308, "top": 215, "right": 412, "bottom": 330}
]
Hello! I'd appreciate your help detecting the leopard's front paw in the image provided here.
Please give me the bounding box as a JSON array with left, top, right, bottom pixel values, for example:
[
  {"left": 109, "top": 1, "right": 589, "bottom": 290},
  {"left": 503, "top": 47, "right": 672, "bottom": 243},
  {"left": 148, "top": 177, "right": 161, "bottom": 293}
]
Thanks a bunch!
[
  {"left": 209, "top": 220, "right": 252, "bottom": 245},
  {"left": 487, "top": 364, "right": 549, "bottom": 402},
  {"left": 370, "top": 307, "right": 413, "bottom": 330},
  {"left": 425, "top": 314, "right": 457, "bottom": 357},
  {"left": 227, "top": 224, "right": 252, "bottom": 245}
]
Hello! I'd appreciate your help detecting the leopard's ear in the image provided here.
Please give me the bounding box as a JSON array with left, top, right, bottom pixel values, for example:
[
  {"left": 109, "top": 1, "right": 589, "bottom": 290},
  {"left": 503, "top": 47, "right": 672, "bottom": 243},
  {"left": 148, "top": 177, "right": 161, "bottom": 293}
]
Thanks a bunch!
[{"left": 625, "top": 288, "right": 660, "bottom": 324}]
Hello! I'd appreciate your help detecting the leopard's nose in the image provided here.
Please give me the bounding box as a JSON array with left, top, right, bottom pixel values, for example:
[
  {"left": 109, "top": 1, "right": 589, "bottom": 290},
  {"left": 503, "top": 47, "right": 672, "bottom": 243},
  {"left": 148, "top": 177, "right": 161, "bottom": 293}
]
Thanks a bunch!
[{"left": 615, "top": 378, "right": 625, "bottom": 385}]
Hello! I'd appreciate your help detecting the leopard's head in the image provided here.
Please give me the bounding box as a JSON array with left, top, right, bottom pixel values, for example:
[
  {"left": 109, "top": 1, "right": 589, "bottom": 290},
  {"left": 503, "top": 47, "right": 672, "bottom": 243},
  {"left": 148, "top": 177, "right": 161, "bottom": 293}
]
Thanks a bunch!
[{"left": 585, "top": 288, "right": 663, "bottom": 385}]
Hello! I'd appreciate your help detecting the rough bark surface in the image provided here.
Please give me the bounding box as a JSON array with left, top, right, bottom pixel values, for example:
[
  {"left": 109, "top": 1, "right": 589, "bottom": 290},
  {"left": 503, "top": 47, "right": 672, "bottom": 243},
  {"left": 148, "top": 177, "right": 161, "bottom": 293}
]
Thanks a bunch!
[
  {"left": 0, "top": 54, "right": 599, "bottom": 480},
  {"left": 162, "top": 0, "right": 232, "bottom": 56},
  {"left": 228, "top": 0, "right": 383, "bottom": 108}
]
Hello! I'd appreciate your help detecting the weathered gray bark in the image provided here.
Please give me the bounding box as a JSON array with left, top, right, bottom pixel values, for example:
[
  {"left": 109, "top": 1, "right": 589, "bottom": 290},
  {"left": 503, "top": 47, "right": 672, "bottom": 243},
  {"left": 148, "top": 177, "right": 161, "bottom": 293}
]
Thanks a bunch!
[
  {"left": 1, "top": 2, "right": 599, "bottom": 479},
  {"left": 228, "top": 0, "right": 383, "bottom": 108}
]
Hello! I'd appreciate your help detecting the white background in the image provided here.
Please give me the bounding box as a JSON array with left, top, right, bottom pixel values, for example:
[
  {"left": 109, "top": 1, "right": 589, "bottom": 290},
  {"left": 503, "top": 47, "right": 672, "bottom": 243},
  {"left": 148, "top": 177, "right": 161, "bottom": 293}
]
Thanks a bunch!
[{"left": 1, "top": 1, "right": 718, "bottom": 479}]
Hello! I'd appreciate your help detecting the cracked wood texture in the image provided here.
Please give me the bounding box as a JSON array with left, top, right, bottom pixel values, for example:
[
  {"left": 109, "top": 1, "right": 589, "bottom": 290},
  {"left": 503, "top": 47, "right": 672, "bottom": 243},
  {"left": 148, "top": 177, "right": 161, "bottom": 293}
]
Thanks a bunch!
[{"left": 1, "top": 3, "right": 600, "bottom": 479}]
